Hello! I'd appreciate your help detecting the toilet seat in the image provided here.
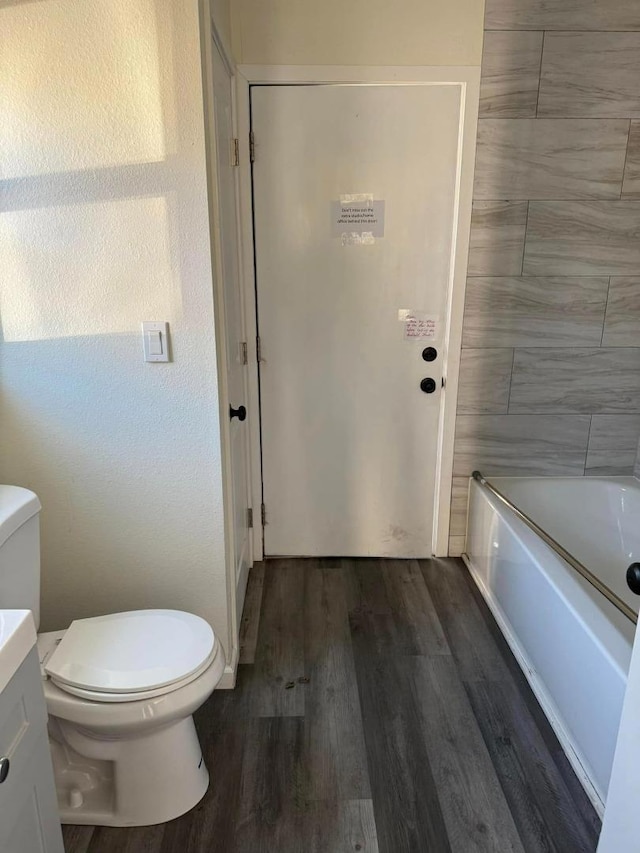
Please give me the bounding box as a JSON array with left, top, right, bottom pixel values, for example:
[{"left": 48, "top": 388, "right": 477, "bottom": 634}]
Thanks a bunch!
[
  {"left": 44, "top": 609, "right": 216, "bottom": 702},
  {"left": 49, "top": 645, "right": 220, "bottom": 702}
]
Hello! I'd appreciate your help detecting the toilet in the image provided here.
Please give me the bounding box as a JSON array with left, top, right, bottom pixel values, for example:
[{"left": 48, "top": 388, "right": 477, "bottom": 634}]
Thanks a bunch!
[{"left": 0, "top": 485, "right": 225, "bottom": 826}]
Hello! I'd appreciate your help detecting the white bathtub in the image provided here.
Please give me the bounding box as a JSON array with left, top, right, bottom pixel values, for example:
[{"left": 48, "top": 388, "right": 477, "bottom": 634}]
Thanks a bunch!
[{"left": 464, "top": 476, "right": 639, "bottom": 816}]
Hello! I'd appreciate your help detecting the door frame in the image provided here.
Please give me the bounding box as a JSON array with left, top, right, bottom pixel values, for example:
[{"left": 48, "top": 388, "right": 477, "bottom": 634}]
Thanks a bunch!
[
  {"left": 200, "top": 8, "right": 253, "bottom": 686},
  {"left": 236, "top": 65, "right": 480, "bottom": 558}
]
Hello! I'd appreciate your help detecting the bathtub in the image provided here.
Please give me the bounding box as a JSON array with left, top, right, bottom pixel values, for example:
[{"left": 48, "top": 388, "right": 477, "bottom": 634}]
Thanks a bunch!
[{"left": 464, "top": 475, "right": 638, "bottom": 816}]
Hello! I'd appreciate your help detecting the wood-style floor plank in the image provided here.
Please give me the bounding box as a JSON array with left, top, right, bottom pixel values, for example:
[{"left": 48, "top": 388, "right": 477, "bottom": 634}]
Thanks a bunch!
[
  {"left": 245, "top": 559, "right": 305, "bottom": 717},
  {"left": 347, "top": 558, "right": 450, "bottom": 656},
  {"left": 234, "top": 716, "right": 307, "bottom": 853},
  {"left": 344, "top": 558, "right": 394, "bottom": 616},
  {"left": 303, "top": 565, "right": 371, "bottom": 801},
  {"left": 420, "top": 557, "right": 511, "bottom": 682},
  {"left": 349, "top": 617, "right": 452, "bottom": 853},
  {"left": 87, "top": 824, "right": 164, "bottom": 853},
  {"left": 381, "top": 559, "right": 451, "bottom": 656},
  {"left": 239, "top": 562, "right": 265, "bottom": 664},
  {"left": 303, "top": 799, "right": 379, "bottom": 853},
  {"left": 61, "top": 825, "right": 95, "bottom": 853},
  {"left": 551, "top": 748, "right": 603, "bottom": 843},
  {"left": 411, "top": 656, "right": 525, "bottom": 853},
  {"left": 465, "top": 678, "right": 601, "bottom": 853}
]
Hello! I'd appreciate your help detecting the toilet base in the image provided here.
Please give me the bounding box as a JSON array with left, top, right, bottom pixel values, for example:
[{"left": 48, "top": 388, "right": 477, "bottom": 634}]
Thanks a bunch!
[{"left": 49, "top": 714, "right": 209, "bottom": 826}]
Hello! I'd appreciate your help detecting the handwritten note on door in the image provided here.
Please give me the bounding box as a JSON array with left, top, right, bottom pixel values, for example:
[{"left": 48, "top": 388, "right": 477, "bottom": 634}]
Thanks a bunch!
[{"left": 398, "top": 310, "right": 439, "bottom": 341}]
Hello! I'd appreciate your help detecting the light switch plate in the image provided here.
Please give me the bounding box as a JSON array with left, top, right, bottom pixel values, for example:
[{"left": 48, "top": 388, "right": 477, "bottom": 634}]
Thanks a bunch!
[{"left": 142, "top": 321, "right": 170, "bottom": 362}]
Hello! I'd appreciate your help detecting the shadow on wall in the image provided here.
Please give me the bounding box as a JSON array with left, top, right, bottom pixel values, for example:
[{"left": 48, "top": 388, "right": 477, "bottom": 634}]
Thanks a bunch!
[
  {"left": 0, "top": 340, "right": 221, "bottom": 631},
  {"left": 0, "top": 0, "right": 225, "bottom": 634}
]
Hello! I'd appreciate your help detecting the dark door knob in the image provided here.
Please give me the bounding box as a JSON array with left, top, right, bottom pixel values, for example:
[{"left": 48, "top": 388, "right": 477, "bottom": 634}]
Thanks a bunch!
[
  {"left": 420, "top": 378, "right": 437, "bottom": 394},
  {"left": 230, "top": 405, "right": 247, "bottom": 421},
  {"left": 627, "top": 563, "right": 640, "bottom": 594},
  {"left": 422, "top": 347, "right": 438, "bottom": 362},
  {"left": 0, "top": 757, "right": 9, "bottom": 784}
]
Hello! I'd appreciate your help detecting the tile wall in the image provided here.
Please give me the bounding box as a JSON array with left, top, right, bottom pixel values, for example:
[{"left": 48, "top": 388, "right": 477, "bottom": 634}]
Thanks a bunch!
[{"left": 450, "top": 0, "right": 640, "bottom": 555}]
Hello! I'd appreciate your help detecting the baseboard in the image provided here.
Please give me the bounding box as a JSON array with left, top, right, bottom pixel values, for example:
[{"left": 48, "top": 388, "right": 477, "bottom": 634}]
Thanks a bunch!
[
  {"left": 217, "top": 665, "right": 237, "bottom": 690},
  {"left": 217, "top": 643, "right": 238, "bottom": 690},
  {"left": 462, "top": 552, "right": 605, "bottom": 818}
]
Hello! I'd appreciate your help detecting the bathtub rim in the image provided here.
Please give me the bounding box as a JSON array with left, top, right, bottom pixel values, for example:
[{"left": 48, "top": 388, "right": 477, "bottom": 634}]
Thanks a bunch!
[{"left": 471, "top": 472, "right": 639, "bottom": 626}]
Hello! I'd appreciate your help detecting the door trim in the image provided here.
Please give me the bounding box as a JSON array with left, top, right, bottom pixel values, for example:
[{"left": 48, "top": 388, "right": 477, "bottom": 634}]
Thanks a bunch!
[
  {"left": 200, "top": 6, "right": 251, "bottom": 687},
  {"left": 236, "top": 65, "right": 480, "bottom": 558}
]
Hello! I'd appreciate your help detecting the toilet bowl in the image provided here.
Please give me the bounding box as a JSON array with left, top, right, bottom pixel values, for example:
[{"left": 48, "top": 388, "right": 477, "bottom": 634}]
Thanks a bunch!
[{"left": 37, "top": 609, "right": 226, "bottom": 826}]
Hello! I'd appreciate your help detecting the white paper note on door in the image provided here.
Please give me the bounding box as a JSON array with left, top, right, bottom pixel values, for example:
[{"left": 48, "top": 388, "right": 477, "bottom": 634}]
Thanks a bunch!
[
  {"left": 331, "top": 198, "right": 385, "bottom": 238},
  {"left": 398, "top": 310, "right": 440, "bottom": 341}
]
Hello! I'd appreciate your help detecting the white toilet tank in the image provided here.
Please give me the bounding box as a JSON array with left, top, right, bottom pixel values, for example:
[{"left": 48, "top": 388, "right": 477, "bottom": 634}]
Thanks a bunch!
[{"left": 0, "top": 486, "right": 42, "bottom": 629}]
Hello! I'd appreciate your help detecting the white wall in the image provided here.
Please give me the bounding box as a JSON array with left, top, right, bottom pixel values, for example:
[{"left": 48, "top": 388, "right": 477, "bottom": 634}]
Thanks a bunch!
[
  {"left": 0, "top": 0, "right": 231, "bottom": 654},
  {"left": 231, "top": 0, "right": 485, "bottom": 66}
]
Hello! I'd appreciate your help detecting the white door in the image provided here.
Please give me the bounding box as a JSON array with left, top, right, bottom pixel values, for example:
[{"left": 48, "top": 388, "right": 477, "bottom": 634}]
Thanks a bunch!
[
  {"left": 211, "top": 45, "right": 251, "bottom": 611},
  {"left": 252, "top": 84, "right": 461, "bottom": 557}
]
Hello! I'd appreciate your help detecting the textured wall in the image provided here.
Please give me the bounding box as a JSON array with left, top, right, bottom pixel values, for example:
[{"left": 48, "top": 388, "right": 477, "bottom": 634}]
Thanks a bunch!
[
  {"left": 451, "top": 0, "right": 640, "bottom": 555},
  {"left": 0, "top": 0, "right": 230, "bottom": 651},
  {"left": 230, "top": 0, "right": 485, "bottom": 66}
]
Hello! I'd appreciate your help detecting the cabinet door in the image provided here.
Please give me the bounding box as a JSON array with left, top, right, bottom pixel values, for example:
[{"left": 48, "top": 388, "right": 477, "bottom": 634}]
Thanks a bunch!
[
  {"left": 0, "top": 650, "right": 64, "bottom": 853},
  {"left": 2, "top": 732, "right": 64, "bottom": 853}
]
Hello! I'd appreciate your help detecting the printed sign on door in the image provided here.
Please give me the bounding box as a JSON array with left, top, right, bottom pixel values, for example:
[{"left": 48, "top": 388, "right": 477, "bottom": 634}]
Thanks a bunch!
[{"left": 331, "top": 194, "right": 385, "bottom": 245}]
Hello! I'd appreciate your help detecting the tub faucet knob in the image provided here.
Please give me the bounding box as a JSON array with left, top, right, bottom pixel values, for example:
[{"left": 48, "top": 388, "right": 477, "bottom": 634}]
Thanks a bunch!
[{"left": 626, "top": 563, "right": 640, "bottom": 595}]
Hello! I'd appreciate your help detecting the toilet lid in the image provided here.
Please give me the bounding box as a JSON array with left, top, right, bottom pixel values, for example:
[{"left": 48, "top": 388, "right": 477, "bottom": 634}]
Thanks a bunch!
[{"left": 44, "top": 609, "right": 215, "bottom": 695}]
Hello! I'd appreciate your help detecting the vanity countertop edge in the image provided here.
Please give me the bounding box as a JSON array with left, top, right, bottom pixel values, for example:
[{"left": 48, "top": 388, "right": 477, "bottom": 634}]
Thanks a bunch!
[{"left": 0, "top": 609, "right": 37, "bottom": 693}]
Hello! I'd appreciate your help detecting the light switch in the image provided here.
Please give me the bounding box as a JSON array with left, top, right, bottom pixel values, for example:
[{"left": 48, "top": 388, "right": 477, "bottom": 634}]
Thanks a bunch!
[
  {"left": 142, "top": 321, "right": 170, "bottom": 362},
  {"left": 148, "top": 331, "right": 163, "bottom": 356}
]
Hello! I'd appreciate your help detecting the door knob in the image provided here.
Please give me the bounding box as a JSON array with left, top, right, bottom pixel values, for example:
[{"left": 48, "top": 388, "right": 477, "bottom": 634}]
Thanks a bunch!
[
  {"left": 420, "top": 378, "right": 437, "bottom": 394},
  {"left": 627, "top": 563, "right": 640, "bottom": 594},
  {"left": 230, "top": 405, "right": 247, "bottom": 421},
  {"left": 422, "top": 347, "right": 438, "bottom": 362},
  {"left": 0, "top": 757, "right": 9, "bottom": 784}
]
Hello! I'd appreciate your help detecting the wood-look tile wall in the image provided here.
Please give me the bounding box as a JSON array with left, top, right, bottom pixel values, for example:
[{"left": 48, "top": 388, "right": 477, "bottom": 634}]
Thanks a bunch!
[{"left": 451, "top": 1, "right": 640, "bottom": 555}]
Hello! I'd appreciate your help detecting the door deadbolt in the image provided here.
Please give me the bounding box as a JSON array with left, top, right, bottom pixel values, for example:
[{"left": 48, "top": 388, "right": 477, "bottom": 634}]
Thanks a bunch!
[
  {"left": 420, "top": 378, "right": 437, "bottom": 394},
  {"left": 422, "top": 347, "right": 438, "bottom": 362}
]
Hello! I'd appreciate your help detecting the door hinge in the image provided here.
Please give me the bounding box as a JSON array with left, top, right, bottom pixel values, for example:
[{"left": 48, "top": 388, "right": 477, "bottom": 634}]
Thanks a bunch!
[
  {"left": 241, "top": 341, "right": 248, "bottom": 365},
  {"left": 256, "top": 335, "right": 262, "bottom": 363},
  {"left": 247, "top": 507, "right": 253, "bottom": 528},
  {"left": 261, "top": 503, "right": 266, "bottom": 526},
  {"left": 232, "top": 138, "right": 240, "bottom": 167},
  {"left": 249, "top": 131, "right": 256, "bottom": 163}
]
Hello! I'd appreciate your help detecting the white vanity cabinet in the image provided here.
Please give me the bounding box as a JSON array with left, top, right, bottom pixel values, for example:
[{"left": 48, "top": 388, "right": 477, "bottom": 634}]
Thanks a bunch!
[{"left": 0, "top": 612, "right": 64, "bottom": 853}]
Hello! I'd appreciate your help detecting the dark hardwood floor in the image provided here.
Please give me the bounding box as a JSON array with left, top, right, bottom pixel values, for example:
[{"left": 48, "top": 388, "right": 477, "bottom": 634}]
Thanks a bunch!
[{"left": 63, "top": 558, "right": 601, "bottom": 853}]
